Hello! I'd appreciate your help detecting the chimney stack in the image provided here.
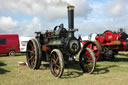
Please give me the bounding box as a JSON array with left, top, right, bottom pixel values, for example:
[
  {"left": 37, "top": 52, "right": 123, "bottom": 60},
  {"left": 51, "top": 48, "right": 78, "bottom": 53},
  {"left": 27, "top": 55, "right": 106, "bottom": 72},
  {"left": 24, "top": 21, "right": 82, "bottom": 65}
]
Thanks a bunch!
[{"left": 67, "top": 6, "right": 74, "bottom": 30}]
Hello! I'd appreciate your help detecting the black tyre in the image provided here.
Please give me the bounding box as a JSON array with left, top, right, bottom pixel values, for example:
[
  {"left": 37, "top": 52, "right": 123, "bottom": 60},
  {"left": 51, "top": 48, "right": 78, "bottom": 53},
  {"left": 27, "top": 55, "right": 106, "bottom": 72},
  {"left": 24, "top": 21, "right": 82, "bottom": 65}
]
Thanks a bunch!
[
  {"left": 9, "top": 51, "right": 16, "bottom": 56},
  {"left": 50, "top": 49, "right": 64, "bottom": 78},
  {"left": 26, "top": 38, "right": 42, "bottom": 69},
  {"left": 79, "top": 48, "right": 96, "bottom": 74}
]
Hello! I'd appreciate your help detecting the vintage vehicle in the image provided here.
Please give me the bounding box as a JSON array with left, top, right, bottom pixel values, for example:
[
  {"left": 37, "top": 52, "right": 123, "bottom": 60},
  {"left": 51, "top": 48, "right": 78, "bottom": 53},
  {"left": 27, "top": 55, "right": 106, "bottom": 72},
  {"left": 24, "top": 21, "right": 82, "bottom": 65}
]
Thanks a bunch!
[
  {"left": 26, "top": 6, "right": 96, "bottom": 78},
  {"left": 82, "top": 29, "right": 128, "bottom": 61},
  {"left": 0, "top": 34, "right": 20, "bottom": 56}
]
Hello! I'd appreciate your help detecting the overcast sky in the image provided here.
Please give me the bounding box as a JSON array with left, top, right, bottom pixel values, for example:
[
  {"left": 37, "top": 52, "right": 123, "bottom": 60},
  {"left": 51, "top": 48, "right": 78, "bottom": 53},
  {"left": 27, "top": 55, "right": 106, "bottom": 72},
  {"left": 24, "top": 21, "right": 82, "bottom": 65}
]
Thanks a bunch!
[{"left": 0, "top": 0, "right": 128, "bottom": 37}]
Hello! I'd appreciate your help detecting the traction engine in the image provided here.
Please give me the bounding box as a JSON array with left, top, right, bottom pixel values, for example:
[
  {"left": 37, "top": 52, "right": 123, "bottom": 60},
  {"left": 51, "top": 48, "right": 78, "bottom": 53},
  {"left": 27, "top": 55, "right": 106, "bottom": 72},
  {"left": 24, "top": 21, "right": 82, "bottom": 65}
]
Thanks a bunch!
[
  {"left": 82, "top": 29, "right": 128, "bottom": 60},
  {"left": 26, "top": 6, "right": 96, "bottom": 78}
]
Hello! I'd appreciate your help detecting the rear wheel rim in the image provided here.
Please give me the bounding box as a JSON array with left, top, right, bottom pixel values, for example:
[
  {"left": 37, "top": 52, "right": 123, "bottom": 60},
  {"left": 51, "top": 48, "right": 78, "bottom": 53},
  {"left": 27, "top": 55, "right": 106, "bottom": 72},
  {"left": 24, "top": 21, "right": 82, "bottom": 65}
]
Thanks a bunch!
[
  {"left": 84, "top": 50, "right": 94, "bottom": 72},
  {"left": 80, "top": 48, "right": 96, "bottom": 73},
  {"left": 26, "top": 39, "right": 42, "bottom": 69},
  {"left": 50, "top": 49, "right": 64, "bottom": 78},
  {"left": 51, "top": 52, "right": 61, "bottom": 76}
]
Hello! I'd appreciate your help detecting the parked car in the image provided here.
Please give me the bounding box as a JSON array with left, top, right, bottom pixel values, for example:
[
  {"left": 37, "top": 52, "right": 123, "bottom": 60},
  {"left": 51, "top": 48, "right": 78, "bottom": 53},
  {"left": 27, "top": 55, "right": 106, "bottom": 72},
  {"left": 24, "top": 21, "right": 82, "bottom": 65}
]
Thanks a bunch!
[{"left": 0, "top": 34, "right": 20, "bottom": 56}]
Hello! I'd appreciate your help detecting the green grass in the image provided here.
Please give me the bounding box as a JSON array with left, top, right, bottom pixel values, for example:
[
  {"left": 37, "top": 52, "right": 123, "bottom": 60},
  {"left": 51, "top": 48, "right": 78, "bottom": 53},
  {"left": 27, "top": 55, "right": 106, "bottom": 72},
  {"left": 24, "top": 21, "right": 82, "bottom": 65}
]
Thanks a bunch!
[{"left": 1, "top": 55, "right": 128, "bottom": 85}]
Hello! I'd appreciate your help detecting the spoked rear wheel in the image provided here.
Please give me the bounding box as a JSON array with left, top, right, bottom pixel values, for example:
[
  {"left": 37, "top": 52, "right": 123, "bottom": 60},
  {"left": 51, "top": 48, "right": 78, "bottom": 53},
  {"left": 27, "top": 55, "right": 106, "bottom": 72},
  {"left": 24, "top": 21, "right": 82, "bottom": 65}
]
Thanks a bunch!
[
  {"left": 26, "top": 39, "right": 42, "bottom": 69},
  {"left": 79, "top": 48, "right": 96, "bottom": 73},
  {"left": 50, "top": 49, "right": 64, "bottom": 78},
  {"left": 85, "top": 41, "right": 102, "bottom": 61}
]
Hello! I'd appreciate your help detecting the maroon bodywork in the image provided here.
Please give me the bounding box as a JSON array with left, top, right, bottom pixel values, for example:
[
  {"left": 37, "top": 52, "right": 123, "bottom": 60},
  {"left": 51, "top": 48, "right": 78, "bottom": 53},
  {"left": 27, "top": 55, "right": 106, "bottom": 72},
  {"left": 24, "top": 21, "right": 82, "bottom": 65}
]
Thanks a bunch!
[{"left": 0, "top": 34, "right": 20, "bottom": 55}]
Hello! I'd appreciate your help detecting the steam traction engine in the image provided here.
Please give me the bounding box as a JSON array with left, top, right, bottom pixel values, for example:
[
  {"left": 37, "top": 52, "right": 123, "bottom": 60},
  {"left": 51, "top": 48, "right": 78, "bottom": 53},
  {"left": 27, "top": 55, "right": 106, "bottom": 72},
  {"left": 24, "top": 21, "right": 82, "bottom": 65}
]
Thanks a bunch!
[
  {"left": 26, "top": 6, "right": 96, "bottom": 78},
  {"left": 82, "top": 29, "right": 128, "bottom": 61}
]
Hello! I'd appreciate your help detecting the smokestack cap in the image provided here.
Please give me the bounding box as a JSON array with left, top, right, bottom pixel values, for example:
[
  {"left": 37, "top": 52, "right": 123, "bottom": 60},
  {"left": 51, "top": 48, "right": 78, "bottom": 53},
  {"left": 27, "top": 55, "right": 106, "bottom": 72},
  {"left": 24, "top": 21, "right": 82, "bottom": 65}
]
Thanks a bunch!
[{"left": 67, "top": 6, "right": 75, "bottom": 10}]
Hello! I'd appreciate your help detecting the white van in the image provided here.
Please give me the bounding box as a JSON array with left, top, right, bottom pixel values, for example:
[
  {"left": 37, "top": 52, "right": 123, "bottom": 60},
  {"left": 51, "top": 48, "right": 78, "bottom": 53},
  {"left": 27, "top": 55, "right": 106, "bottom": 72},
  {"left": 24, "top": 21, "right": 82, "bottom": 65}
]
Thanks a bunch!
[{"left": 19, "top": 37, "right": 33, "bottom": 52}]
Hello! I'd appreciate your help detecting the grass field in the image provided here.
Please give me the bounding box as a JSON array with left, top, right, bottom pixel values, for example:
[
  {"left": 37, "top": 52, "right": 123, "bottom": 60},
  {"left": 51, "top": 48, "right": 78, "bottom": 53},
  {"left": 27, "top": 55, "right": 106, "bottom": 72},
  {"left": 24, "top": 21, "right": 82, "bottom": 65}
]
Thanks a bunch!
[{"left": 0, "top": 54, "right": 128, "bottom": 85}]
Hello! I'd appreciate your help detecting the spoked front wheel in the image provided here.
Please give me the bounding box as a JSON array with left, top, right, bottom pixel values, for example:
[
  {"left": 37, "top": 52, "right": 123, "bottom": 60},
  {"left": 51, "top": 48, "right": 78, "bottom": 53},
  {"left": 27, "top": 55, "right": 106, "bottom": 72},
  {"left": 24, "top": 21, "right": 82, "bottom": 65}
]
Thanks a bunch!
[
  {"left": 79, "top": 48, "right": 96, "bottom": 74},
  {"left": 50, "top": 49, "right": 64, "bottom": 78}
]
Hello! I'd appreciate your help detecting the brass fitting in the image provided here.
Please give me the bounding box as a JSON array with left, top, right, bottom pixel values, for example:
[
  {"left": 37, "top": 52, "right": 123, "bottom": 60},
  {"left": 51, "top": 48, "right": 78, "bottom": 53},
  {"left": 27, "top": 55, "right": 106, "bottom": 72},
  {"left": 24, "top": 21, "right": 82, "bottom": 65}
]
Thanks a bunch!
[{"left": 67, "top": 6, "right": 75, "bottom": 10}]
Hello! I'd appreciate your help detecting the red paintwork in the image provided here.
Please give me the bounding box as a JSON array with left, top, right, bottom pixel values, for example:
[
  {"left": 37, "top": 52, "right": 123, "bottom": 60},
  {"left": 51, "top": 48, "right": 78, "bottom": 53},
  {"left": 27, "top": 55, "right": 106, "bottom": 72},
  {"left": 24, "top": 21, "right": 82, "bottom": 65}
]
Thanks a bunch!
[
  {"left": 85, "top": 49, "right": 92, "bottom": 62},
  {"left": 86, "top": 43, "right": 99, "bottom": 60},
  {"left": 95, "top": 31, "right": 127, "bottom": 51},
  {"left": 81, "top": 41, "right": 99, "bottom": 61},
  {"left": 0, "top": 34, "right": 19, "bottom": 55},
  {"left": 121, "top": 40, "right": 126, "bottom": 51},
  {"left": 96, "top": 36, "right": 104, "bottom": 43},
  {"left": 81, "top": 40, "right": 87, "bottom": 46},
  {"left": 96, "top": 31, "right": 121, "bottom": 43},
  {"left": 104, "top": 31, "right": 121, "bottom": 41},
  {"left": 81, "top": 30, "right": 128, "bottom": 60}
]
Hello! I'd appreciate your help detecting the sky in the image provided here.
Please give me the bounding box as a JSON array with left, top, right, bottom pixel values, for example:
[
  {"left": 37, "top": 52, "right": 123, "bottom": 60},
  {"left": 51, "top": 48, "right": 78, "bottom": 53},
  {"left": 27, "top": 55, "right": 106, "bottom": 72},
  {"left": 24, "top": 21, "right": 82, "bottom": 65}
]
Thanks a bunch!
[{"left": 0, "top": 0, "right": 128, "bottom": 37}]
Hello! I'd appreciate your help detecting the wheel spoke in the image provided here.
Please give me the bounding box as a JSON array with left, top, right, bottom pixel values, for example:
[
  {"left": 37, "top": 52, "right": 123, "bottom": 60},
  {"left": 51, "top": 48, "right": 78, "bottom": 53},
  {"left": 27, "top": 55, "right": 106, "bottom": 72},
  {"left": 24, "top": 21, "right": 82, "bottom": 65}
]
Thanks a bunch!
[
  {"left": 32, "top": 60, "right": 35, "bottom": 65},
  {"left": 91, "top": 44, "right": 95, "bottom": 51},
  {"left": 80, "top": 48, "right": 95, "bottom": 74},
  {"left": 89, "top": 44, "right": 93, "bottom": 49},
  {"left": 53, "top": 65, "right": 57, "bottom": 73},
  {"left": 52, "top": 58, "right": 56, "bottom": 64},
  {"left": 26, "top": 39, "right": 42, "bottom": 69},
  {"left": 29, "top": 43, "right": 33, "bottom": 48},
  {"left": 56, "top": 63, "right": 61, "bottom": 69},
  {"left": 29, "top": 56, "right": 34, "bottom": 60},
  {"left": 87, "top": 59, "right": 93, "bottom": 62},
  {"left": 56, "top": 56, "right": 59, "bottom": 62},
  {"left": 95, "top": 52, "right": 99, "bottom": 57},
  {"left": 86, "top": 42, "right": 101, "bottom": 61},
  {"left": 85, "top": 64, "right": 90, "bottom": 71},
  {"left": 52, "top": 62, "right": 60, "bottom": 75},
  {"left": 27, "top": 50, "right": 33, "bottom": 53},
  {"left": 50, "top": 49, "right": 64, "bottom": 78}
]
